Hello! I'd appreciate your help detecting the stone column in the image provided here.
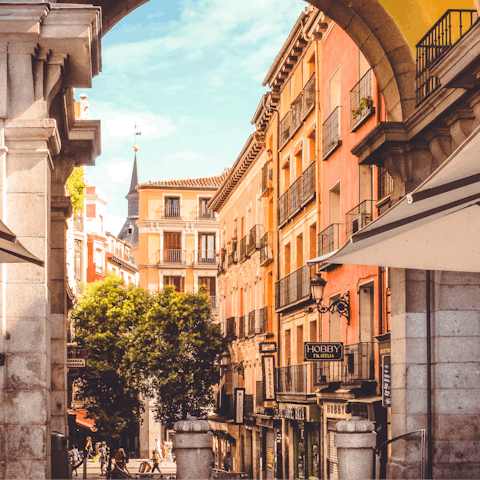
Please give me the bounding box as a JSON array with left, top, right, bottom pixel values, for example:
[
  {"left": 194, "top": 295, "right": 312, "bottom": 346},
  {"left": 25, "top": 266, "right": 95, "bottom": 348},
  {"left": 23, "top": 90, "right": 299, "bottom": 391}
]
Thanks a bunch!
[
  {"left": 334, "top": 416, "right": 376, "bottom": 480},
  {"left": 172, "top": 417, "right": 213, "bottom": 480}
]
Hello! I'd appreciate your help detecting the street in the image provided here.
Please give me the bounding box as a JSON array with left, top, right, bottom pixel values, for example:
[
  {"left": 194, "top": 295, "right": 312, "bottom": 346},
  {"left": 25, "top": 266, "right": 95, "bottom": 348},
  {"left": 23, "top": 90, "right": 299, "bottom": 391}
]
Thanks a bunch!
[{"left": 82, "top": 457, "right": 177, "bottom": 479}]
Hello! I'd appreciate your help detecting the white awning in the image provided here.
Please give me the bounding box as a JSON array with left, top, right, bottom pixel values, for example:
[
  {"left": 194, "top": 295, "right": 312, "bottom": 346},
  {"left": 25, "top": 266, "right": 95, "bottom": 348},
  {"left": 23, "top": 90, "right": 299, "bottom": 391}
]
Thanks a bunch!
[
  {"left": 0, "top": 219, "right": 44, "bottom": 267},
  {"left": 308, "top": 126, "right": 480, "bottom": 273}
]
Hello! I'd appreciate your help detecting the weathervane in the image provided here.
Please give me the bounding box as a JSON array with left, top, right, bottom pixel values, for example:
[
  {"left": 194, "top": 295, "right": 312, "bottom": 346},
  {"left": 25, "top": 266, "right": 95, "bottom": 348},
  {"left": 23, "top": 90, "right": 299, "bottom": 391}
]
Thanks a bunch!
[{"left": 133, "top": 120, "right": 141, "bottom": 152}]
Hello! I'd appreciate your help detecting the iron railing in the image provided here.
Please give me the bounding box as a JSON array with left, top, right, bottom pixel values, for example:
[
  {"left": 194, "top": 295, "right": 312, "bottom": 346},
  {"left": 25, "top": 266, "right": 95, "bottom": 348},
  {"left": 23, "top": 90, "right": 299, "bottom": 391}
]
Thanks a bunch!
[
  {"left": 239, "top": 315, "right": 246, "bottom": 340},
  {"left": 302, "top": 73, "right": 316, "bottom": 119},
  {"left": 277, "top": 364, "right": 308, "bottom": 394},
  {"left": 275, "top": 265, "right": 313, "bottom": 311},
  {"left": 262, "top": 162, "right": 272, "bottom": 195},
  {"left": 416, "top": 9, "right": 476, "bottom": 104},
  {"left": 378, "top": 166, "right": 394, "bottom": 199},
  {"left": 258, "top": 306, "right": 272, "bottom": 334},
  {"left": 239, "top": 236, "right": 247, "bottom": 263},
  {"left": 322, "top": 106, "right": 341, "bottom": 159},
  {"left": 318, "top": 223, "right": 342, "bottom": 256},
  {"left": 228, "top": 242, "right": 237, "bottom": 267},
  {"left": 164, "top": 204, "right": 181, "bottom": 218},
  {"left": 260, "top": 231, "right": 274, "bottom": 266},
  {"left": 209, "top": 296, "right": 218, "bottom": 309},
  {"left": 289, "top": 175, "right": 303, "bottom": 216},
  {"left": 302, "top": 161, "right": 315, "bottom": 204},
  {"left": 247, "top": 225, "right": 262, "bottom": 256},
  {"left": 279, "top": 111, "right": 291, "bottom": 150},
  {"left": 345, "top": 200, "right": 374, "bottom": 240},
  {"left": 226, "top": 317, "right": 236, "bottom": 339},
  {"left": 197, "top": 250, "right": 217, "bottom": 264},
  {"left": 291, "top": 92, "right": 303, "bottom": 135},
  {"left": 350, "top": 69, "right": 374, "bottom": 130},
  {"left": 278, "top": 190, "right": 290, "bottom": 227},
  {"left": 218, "top": 251, "right": 226, "bottom": 274},
  {"left": 313, "top": 342, "right": 376, "bottom": 385},
  {"left": 162, "top": 249, "right": 185, "bottom": 264},
  {"left": 198, "top": 206, "right": 215, "bottom": 220},
  {"left": 247, "top": 311, "right": 256, "bottom": 336}
]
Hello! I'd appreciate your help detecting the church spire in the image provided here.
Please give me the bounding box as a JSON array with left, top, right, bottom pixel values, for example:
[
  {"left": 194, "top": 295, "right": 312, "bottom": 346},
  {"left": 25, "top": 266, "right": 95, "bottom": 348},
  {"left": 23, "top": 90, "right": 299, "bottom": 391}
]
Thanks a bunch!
[{"left": 126, "top": 151, "right": 139, "bottom": 199}]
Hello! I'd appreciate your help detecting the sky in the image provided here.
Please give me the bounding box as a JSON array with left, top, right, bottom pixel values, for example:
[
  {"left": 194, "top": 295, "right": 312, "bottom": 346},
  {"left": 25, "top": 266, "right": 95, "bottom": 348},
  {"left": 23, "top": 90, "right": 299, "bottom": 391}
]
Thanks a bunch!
[{"left": 83, "top": 0, "right": 306, "bottom": 235}]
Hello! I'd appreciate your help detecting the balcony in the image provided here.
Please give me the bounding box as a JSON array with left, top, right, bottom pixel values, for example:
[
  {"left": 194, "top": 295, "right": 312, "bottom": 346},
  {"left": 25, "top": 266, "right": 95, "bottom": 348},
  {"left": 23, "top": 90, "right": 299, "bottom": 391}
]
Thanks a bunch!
[
  {"left": 279, "top": 111, "right": 291, "bottom": 151},
  {"left": 345, "top": 200, "right": 374, "bottom": 240},
  {"left": 258, "top": 306, "right": 272, "bottom": 334},
  {"left": 313, "top": 342, "right": 376, "bottom": 386},
  {"left": 198, "top": 206, "right": 215, "bottom": 220},
  {"left": 197, "top": 250, "right": 217, "bottom": 265},
  {"left": 301, "top": 161, "right": 315, "bottom": 205},
  {"left": 350, "top": 69, "right": 374, "bottom": 131},
  {"left": 322, "top": 106, "right": 341, "bottom": 160},
  {"left": 262, "top": 161, "right": 273, "bottom": 196},
  {"left": 260, "top": 232, "right": 274, "bottom": 266},
  {"left": 226, "top": 317, "right": 236, "bottom": 340},
  {"left": 302, "top": 73, "right": 316, "bottom": 120},
  {"left": 217, "top": 251, "right": 226, "bottom": 274},
  {"left": 318, "top": 223, "right": 342, "bottom": 256},
  {"left": 164, "top": 205, "right": 181, "bottom": 219},
  {"left": 289, "top": 175, "right": 303, "bottom": 217},
  {"left": 160, "top": 249, "right": 185, "bottom": 264},
  {"left": 291, "top": 92, "right": 303, "bottom": 136},
  {"left": 239, "top": 315, "right": 246, "bottom": 340},
  {"left": 277, "top": 364, "right": 307, "bottom": 395},
  {"left": 278, "top": 190, "right": 290, "bottom": 227},
  {"left": 275, "top": 265, "right": 313, "bottom": 312},
  {"left": 247, "top": 310, "right": 256, "bottom": 336},
  {"left": 416, "top": 9, "right": 476, "bottom": 104},
  {"left": 228, "top": 242, "right": 237, "bottom": 267},
  {"left": 209, "top": 296, "right": 218, "bottom": 310},
  {"left": 247, "top": 225, "right": 262, "bottom": 256},
  {"left": 239, "top": 236, "right": 247, "bottom": 263}
]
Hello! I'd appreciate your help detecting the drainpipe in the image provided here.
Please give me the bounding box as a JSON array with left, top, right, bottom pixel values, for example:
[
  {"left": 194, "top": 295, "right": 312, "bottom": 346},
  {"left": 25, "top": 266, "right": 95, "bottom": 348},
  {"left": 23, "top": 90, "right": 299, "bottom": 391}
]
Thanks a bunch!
[{"left": 426, "top": 270, "right": 433, "bottom": 479}]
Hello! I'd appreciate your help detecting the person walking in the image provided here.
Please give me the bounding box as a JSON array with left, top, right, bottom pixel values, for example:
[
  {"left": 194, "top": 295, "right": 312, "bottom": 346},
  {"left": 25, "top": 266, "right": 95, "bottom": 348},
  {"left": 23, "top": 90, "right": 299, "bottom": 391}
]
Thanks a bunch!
[
  {"left": 69, "top": 445, "right": 80, "bottom": 477},
  {"left": 85, "top": 436, "right": 93, "bottom": 459},
  {"left": 99, "top": 442, "right": 106, "bottom": 475},
  {"left": 223, "top": 451, "right": 232, "bottom": 472},
  {"left": 115, "top": 447, "right": 129, "bottom": 474},
  {"left": 151, "top": 449, "right": 161, "bottom": 473},
  {"left": 105, "top": 447, "right": 113, "bottom": 479}
]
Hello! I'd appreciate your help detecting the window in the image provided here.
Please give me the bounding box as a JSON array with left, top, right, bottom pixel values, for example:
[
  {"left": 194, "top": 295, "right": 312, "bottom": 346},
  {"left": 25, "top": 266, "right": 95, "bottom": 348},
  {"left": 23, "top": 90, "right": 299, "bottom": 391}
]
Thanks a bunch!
[
  {"left": 95, "top": 249, "right": 103, "bottom": 274},
  {"left": 165, "top": 197, "right": 180, "bottom": 218},
  {"left": 198, "top": 233, "right": 216, "bottom": 263},
  {"left": 296, "top": 325, "right": 303, "bottom": 364},
  {"left": 285, "top": 329, "right": 291, "bottom": 366},
  {"left": 359, "top": 283, "right": 374, "bottom": 342},
  {"left": 198, "top": 276, "right": 216, "bottom": 296},
  {"left": 75, "top": 240, "right": 82, "bottom": 282},
  {"left": 283, "top": 160, "right": 290, "bottom": 191},
  {"left": 284, "top": 243, "right": 291, "bottom": 276},
  {"left": 310, "top": 320, "right": 317, "bottom": 342},
  {"left": 309, "top": 224, "right": 317, "bottom": 260},
  {"left": 164, "top": 232, "right": 182, "bottom": 262},
  {"left": 295, "top": 148, "right": 303, "bottom": 178},
  {"left": 329, "top": 68, "right": 341, "bottom": 114},
  {"left": 199, "top": 198, "right": 213, "bottom": 219},
  {"left": 296, "top": 234, "right": 303, "bottom": 269},
  {"left": 329, "top": 294, "right": 342, "bottom": 342},
  {"left": 308, "top": 129, "right": 316, "bottom": 164},
  {"left": 164, "top": 276, "right": 184, "bottom": 292},
  {"left": 329, "top": 182, "right": 341, "bottom": 225}
]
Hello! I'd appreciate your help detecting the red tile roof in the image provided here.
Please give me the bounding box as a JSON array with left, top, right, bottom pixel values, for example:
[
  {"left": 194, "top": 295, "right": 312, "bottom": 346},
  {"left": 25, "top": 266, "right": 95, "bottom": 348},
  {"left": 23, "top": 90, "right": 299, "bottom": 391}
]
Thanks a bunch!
[{"left": 137, "top": 169, "right": 230, "bottom": 189}]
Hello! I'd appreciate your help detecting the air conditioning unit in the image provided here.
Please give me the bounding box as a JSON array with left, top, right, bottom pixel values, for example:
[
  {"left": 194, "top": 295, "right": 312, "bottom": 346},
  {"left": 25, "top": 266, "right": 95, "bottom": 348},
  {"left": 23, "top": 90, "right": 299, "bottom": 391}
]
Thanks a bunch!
[{"left": 351, "top": 213, "right": 371, "bottom": 234}]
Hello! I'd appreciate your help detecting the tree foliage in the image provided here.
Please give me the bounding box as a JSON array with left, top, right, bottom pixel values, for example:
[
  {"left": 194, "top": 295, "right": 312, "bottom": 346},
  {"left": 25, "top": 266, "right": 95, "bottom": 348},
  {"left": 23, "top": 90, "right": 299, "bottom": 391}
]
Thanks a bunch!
[
  {"left": 72, "top": 276, "right": 226, "bottom": 437},
  {"left": 66, "top": 167, "right": 86, "bottom": 217}
]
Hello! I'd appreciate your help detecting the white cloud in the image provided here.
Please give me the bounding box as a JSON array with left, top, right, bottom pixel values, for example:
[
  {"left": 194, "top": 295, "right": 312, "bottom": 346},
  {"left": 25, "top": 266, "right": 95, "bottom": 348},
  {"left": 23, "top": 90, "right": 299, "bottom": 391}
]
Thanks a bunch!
[
  {"left": 106, "top": 162, "right": 131, "bottom": 182},
  {"left": 164, "top": 151, "right": 204, "bottom": 161},
  {"left": 105, "top": 213, "right": 127, "bottom": 237}
]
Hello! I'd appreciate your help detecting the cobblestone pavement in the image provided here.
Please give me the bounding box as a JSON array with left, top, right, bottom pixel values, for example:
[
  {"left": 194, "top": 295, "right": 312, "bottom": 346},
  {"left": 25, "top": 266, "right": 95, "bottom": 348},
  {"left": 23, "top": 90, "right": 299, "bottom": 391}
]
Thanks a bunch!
[{"left": 80, "top": 457, "right": 177, "bottom": 479}]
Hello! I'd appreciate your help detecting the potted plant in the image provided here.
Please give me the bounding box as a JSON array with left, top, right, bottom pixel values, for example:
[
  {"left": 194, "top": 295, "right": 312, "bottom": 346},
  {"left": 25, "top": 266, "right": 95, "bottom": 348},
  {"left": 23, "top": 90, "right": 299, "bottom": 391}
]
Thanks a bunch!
[{"left": 352, "top": 96, "right": 373, "bottom": 120}]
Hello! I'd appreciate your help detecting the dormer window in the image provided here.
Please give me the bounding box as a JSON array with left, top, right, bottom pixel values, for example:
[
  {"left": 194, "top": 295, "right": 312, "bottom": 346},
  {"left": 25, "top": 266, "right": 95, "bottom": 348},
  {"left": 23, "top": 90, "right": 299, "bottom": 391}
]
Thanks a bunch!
[{"left": 128, "top": 225, "right": 134, "bottom": 234}]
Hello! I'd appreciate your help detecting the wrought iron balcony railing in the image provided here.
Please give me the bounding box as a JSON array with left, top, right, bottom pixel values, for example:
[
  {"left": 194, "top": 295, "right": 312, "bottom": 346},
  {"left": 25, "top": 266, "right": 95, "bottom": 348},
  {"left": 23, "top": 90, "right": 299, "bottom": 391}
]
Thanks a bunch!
[
  {"left": 278, "top": 190, "right": 290, "bottom": 227},
  {"left": 260, "top": 231, "right": 274, "bottom": 266},
  {"left": 226, "top": 316, "right": 236, "bottom": 339},
  {"left": 313, "top": 342, "right": 376, "bottom": 386},
  {"left": 161, "top": 249, "right": 185, "bottom": 264},
  {"left": 277, "top": 364, "right": 307, "bottom": 395},
  {"left": 291, "top": 92, "right": 303, "bottom": 136},
  {"left": 209, "top": 296, "right": 218, "bottom": 310},
  {"left": 302, "top": 73, "right": 316, "bottom": 120},
  {"left": 378, "top": 166, "right": 394, "bottom": 200},
  {"left": 198, "top": 207, "right": 215, "bottom": 220},
  {"left": 247, "top": 310, "right": 256, "bottom": 336},
  {"left": 289, "top": 175, "right": 303, "bottom": 216},
  {"left": 239, "top": 236, "right": 247, "bottom": 263},
  {"left": 197, "top": 250, "right": 217, "bottom": 264},
  {"left": 350, "top": 69, "right": 374, "bottom": 131},
  {"left": 279, "top": 111, "right": 291, "bottom": 150},
  {"left": 275, "top": 265, "right": 313, "bottom": 312},
  {"left": 345, "top": 200, "right": 374, "bottom": 240},
  {"left": 247, "top": 225, "right": 262, "bottom": 256},
  {"left": 301, "top": 161, "right": 315, "bottom": 205},
  {"left": 217, "top": 251, "right": 226, "bottom": 274},
  {"left": 318, "top": 223, "right": 342, "bottom": 257},
  {"left": 258, "top": 306, "right": 272, "bottom": 334},
  {"left": 228, "top": 242, "right": 237, "bottom": 267},
  {"left": 322, "top": 106, "right": 341, "bottom": 159},
  {"left": 239, "top": 315, "right": 246, "bottom": 340},
  {"left": 416, "top": 9, "right": 476, "bottom": 104},
  {"left": 164, "top": 205, "right": 181, "bottom": 218}
]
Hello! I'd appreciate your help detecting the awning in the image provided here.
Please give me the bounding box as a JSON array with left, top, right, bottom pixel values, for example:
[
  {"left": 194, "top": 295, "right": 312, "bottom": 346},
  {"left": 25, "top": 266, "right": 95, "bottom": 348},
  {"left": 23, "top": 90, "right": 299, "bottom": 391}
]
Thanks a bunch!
[
  {"left": 68, "top": 409, "right": 96, "bottom": 431},
  {"left": 0, "top": 219, "right": 44, "bottom": 267},
  {"left": 308, "top": 126, "right": 480, "bottom": 272}
]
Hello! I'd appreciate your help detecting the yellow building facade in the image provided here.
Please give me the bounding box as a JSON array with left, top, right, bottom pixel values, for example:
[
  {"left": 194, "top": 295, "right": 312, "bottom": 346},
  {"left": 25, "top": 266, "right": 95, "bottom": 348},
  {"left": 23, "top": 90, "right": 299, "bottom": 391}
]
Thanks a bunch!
[{"left": 137, "top": 172, "right": 229, "bottom": 308}]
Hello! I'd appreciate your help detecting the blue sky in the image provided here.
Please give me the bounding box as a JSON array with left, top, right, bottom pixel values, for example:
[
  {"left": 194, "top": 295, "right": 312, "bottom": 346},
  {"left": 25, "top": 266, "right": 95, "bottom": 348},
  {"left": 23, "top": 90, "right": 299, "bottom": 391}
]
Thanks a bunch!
[{"left": 84, "top": 0, "right": 305, "bottom": 235}]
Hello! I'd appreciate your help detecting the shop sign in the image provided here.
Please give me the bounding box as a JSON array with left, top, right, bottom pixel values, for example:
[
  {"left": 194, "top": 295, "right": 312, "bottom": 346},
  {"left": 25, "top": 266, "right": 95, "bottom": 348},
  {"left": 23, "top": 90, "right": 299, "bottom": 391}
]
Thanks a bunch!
[
  {"left": 67, "top": 358, "right": 86, "bottom": 367},
  {"left": 262, "top": 355, "right": 276, "bottom": 400},
  {"left": 259, "top": 342, "right": 277, "bottom": 353},
  {"left": 234, "top": 388, "right": 245, "bottom": 424},
  {"left": 382, "top": 355, "right": 391, "bottom": 408},
  {"left": 67, "top": 345, "right": 86, "bottom": 370},
  {"left": 324, "top": 402, "right": 347, "bottom": 418},
  {"left": 284, "top": 405, "right": 306, "bottom": 421},
  {"left": 304, "top": 342, "right": 343, "bottom": 361}
]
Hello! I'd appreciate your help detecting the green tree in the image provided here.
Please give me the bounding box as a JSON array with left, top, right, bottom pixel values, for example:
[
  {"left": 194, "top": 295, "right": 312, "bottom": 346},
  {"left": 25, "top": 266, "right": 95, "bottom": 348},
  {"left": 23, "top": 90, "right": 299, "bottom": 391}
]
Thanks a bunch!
[
  {"left": 66, "top": 167, "right": 86, "bottom": 217},
  {"left": 127, "top": 286, "right": 226, "bottom": 428},
  {"left": 72, "top": 274, "right": 151, "bottom": 441}
]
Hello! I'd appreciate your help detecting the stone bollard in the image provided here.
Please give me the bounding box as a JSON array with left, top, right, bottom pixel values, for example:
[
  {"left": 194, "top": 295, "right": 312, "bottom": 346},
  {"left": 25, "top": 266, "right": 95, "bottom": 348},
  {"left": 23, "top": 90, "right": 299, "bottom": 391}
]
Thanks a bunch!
[
  {"left": 334, "top": 416, "right": 376, "bottom": 480},
  {"left": 172, "top": 416, "right": 213, "bottom": 479}
]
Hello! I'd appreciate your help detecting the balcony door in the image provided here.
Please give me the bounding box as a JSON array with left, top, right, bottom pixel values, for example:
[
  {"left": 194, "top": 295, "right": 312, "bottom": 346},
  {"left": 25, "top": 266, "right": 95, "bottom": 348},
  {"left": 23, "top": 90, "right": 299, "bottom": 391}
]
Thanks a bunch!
[
  {"left": 165, "top": 196, "right": 180, "bottom": 217},
  {"left": 164, "top": 275, "right": 184, "bottom": 292},
  {"left": 199, "top": 233, "right": 215, "bottom": 263},
  {"left": 198, "top": 276, "right": 215, "bottom": 296},
  {"left": 164, "top": 232, "right": 181, "bottom": 262},
  {"left": 199, "top": 198, "right": 213, "bottom": 219}
]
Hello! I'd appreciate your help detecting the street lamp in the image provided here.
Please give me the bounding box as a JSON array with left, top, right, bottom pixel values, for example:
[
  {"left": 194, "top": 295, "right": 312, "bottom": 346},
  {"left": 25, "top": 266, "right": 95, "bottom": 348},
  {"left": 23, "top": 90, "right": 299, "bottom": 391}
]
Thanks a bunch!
[{"left": 309, "top": 274, "right": 350, "bottom": 321}]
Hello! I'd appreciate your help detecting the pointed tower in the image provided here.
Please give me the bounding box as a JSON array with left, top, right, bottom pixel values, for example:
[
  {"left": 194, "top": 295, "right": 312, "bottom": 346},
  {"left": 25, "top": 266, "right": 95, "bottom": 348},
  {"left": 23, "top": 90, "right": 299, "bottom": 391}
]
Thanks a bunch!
[{"left": 118, "top": 147, "right": 140, "bottom": 264}]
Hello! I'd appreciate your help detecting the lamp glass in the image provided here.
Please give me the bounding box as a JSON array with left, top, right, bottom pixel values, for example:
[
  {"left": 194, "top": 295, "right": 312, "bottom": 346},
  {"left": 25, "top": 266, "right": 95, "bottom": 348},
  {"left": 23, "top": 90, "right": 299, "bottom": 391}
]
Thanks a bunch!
[{"left": 310, "top": 276, "right": 326, "bottom": 302}]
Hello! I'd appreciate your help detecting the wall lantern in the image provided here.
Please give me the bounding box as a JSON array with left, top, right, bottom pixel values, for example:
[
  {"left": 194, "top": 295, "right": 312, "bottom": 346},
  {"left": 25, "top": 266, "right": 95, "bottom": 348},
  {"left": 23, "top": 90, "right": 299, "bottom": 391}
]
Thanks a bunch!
[{"left": 309, "top": 274, "right": 350, "bottom": 321}]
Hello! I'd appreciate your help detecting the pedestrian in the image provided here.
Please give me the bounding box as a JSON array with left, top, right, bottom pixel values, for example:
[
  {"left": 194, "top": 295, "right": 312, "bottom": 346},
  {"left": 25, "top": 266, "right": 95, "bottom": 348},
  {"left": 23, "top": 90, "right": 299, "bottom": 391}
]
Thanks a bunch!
[
  {"left": 69, "top": 444, "right": 80, "bottom": 477},
  {"left": 85, "top": 436, "right": 93, "bottom": 459},
  {"left": 99, "top": 442, "right": 106, "bottom": 475},
  {"left": 105, "top": 447, "right": 113, "bottom": 479},
  {"left": 115, "top": 447, "right": 129, "bottom": 474},
  {"left": 223, "top": 451, "right": 232, "bottom": 472},
  {"left": 151, "top": 449, "right": 161, "bottom": 473},
  {"left": 162, "top": 441, "right": 168, "bottom": 465}
]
